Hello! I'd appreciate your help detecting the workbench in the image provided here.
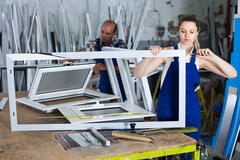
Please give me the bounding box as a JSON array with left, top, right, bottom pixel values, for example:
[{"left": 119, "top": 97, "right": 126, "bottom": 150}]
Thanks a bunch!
[{"left": 0, "top": 92, "right": 200, "bottom": 160}]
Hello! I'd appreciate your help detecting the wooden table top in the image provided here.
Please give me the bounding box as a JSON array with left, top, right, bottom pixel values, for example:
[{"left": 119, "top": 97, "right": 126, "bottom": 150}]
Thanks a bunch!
[{"left": 0, "top": 92, "right": 196, "bottom": 160}]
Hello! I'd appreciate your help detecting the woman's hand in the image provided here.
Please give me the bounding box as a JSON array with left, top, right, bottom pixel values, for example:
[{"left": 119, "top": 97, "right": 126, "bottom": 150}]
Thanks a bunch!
[
  {"left": 196, "top": 48, "right": 215, "bottom": 60},
  {"left": 149, "top": 46, "right": 162, "bottom": 56},
  {"left": 197, "top": 48, "right": 237, "bottom": 78}
]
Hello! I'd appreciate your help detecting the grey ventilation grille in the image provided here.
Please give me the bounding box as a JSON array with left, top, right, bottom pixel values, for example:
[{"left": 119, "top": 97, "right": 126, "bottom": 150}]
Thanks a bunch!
[{"left": 36, "top": 69, "right": 90, "bottom": 94}]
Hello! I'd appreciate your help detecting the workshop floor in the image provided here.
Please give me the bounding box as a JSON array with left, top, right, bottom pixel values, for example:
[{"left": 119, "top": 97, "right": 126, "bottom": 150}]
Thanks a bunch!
[{"left": 199, "top": 130, "right": 240, "bottom": 160}]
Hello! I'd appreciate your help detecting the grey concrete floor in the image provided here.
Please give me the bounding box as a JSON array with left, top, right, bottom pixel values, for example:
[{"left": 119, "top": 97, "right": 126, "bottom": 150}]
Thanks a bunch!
[{"left": 199, "top": 137, "right": 240, "bottom": 160}]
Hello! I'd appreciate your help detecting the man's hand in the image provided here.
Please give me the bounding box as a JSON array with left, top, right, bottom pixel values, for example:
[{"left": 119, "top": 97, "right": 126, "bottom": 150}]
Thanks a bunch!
[
  {"left": 60, "top": 59, "right": 76, "bottom": 64},
  {"left": 76, "top": 49, "right": 85, "bottom": 52},
  {"left": 93, "top": 63, "right": 107, "bottom": 72}
]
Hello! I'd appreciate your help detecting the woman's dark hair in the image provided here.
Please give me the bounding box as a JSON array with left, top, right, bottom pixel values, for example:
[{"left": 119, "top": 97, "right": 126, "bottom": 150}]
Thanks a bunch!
[{"left": 178, "top": 15, "right": 200, "bottom": 32}]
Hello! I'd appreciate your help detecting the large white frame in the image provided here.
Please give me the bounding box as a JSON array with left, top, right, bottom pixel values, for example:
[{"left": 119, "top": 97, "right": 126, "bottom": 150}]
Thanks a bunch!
[{"left": 7, "top": 49, "right": 186, "bottom": 131}]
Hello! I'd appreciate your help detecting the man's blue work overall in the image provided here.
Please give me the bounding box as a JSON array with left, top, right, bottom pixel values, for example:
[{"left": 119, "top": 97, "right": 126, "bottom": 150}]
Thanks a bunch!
[
  {"left": 94, "top": 39, "right": 127, "bottom": 101},
  {"left": 157, "top": 45, "right": 201, "bottom": 141}
]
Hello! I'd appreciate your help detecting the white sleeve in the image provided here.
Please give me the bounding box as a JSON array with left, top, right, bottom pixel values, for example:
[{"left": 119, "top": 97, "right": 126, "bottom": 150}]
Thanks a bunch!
[{"left": 195, "top": 57, "right": 200, "bottom": 70}]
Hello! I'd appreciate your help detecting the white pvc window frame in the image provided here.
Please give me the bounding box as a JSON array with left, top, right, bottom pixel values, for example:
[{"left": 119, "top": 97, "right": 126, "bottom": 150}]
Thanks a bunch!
[
  {"left": 17, "top": 90, "right": 120, "bottom": 113},
  {"left": 28, "top": 65, "right": 95, "bottom": 100},
  {"left": 58, "top": 102, "right": 155, "bottom": 124},
  {"left": 16, "top": 64, "right": 119, "bottom": 113},
  {"left": 7, "top": 49, "right": 186, "bottom": 131}
]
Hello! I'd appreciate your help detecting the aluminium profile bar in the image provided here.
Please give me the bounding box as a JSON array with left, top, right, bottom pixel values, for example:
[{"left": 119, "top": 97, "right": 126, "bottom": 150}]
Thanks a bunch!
[
  {"left": 213, "top": 87, "right": 238, "bottom": 156},
  {"left": 31, "top": 33, "right": 36, "bottom": 53},
  {"left": 67, "top": 133, "right": 91, "bottom": 147},
  {"left": 80, "top": 132, "right": 102, "bottom": 146},
  {"left": 117, "top": 8, "right": 125, "bottom": 42},
  {"left": 86, "top": 13, "right": 93, "bottom": 40},
  {"left": 12, "top": 5, "right": 21, "bottom": 53},
  {"left": 36, "top": 14, "right": 42, "bottom": 52},
  {"left": 45, "top": 11, "right": 52, "bottom": 53},
  {"left": 1, "top": 12, "right": 9, "bottom": 54},
  {"left": 0, "top": 97, "right": 8, "bottom": 111},
  {"left": 238, "top": 0, "right": 240, "bottom": 15},
  {"left": 61, "top": 6, "right": 70, "bottom": 52},
  {"left": 132, "top": 0, "right": 150, "bottom": 50},
  {"left": 108, "top": 6, "right": 111, "bottom": 20},
  {"left": 91, "top": 128, "right": 111, "bottom": 146},
  {"left": 227, "top": 95, "right": 240, "bottom": 159},
  {"left": 52, "top": 16, "right": 60, "bottom": 52},
  {"left": 5, "top": 5, "right": 14, "bottom": 53},
  {"left": 17, "top": 0, "right": 23, "bottom": 23},
  {"left": 11, "top": 21, "right": 19, "bottom": 53},
  {"left": 127, "top": 13, "right": 135, "bottom": 49},
  {"left": 22, "top": 5, "right": 30, "bottom": 53},
  {"left": 208, "top": 1, "right": 216, "bottom": 52},
  {"left": 77, "top": 16, "right": 83, "bottom": 50},
  {"left": 28, "top": 6, "right": 37, "bottom": 45},
  {"left": 104, "top": 59, "right": 123, "bottom": 101},
  {"left": 96, "top": 23, "right": 101, "bottom": 41},
  {"left": 117, "top": 58, "right": 138, "bottom": 104},
  {"left": 36, "top": 9, "right": 47, "bottom": 53},
  {"left": 57, "top": 3, "right": 64, "bottom": 52},
  {"left": 115, "top": 5, "right": 121, "bottom": 24},
  {"left": 67, "top": 13, "right": 76, "bottom": 51}
]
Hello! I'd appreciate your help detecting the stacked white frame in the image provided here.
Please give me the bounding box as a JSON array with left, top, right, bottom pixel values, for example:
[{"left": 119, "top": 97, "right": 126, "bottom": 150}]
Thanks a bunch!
[
  {"left": 7, "top": 49, "right": 186, "bottom": 131},
  {"left": 59, "top": 102, "right": 155, "bottom": 124},
  {"left": 17, "top": 64, "right": 119, "bottom": 113}
]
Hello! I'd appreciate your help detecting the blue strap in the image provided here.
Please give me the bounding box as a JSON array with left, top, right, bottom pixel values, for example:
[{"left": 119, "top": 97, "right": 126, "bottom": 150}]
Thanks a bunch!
[
  {"left": 190, "top": 49, "right": 196, "bottom": 63},
  {"left": 173, "top": 45, "right": 179, "bottom": 62}
]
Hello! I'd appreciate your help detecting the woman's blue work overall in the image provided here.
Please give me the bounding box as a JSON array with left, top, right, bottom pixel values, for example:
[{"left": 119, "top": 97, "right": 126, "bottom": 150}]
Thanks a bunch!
[{"left": 157, "top": 45, "right": 201, "bottom": 141}]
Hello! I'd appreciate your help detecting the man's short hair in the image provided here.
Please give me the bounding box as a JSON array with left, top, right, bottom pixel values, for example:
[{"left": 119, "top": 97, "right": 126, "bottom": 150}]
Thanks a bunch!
[{"left": 102, "top": 20, "right": 118, "bottom": 33}]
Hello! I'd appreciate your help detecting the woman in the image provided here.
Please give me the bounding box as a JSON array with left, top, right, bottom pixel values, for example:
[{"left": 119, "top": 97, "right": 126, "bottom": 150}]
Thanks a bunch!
[{"left": 134, "top": 16, "right": 237, "bottom": 141}]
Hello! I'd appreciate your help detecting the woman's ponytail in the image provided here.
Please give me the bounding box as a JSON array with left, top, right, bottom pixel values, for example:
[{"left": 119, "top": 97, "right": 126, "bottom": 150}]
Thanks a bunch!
[{"left": 193, "top": 38, "right": 200, "bottom": 51}]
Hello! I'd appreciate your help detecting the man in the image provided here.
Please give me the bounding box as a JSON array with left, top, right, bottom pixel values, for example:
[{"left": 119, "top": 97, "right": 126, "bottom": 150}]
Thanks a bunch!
[{"left": 83, "top": 20, "right": 127, "bottom": 100}]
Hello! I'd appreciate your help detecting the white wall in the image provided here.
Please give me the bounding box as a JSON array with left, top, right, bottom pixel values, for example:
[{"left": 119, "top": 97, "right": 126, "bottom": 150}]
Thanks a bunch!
[{"left": 1, "top": 0, "right": 227, "bottom": 43}]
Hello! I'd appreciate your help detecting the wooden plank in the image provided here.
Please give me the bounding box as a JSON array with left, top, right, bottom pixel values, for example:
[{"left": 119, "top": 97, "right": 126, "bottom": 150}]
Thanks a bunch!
[{"left": 112, "top": 131, "right": 153, "bottom": 142}]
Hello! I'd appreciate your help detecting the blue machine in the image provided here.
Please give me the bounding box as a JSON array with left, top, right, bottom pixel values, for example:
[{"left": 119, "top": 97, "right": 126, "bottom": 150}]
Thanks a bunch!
[{"left": 212, "top": 17, "right": 240, "bottom": 158}]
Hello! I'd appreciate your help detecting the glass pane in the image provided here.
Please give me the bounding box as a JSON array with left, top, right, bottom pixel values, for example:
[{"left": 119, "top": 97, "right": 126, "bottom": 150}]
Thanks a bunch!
[{"left": 81, "top": 107, "right": 128, "bottom": 116}]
